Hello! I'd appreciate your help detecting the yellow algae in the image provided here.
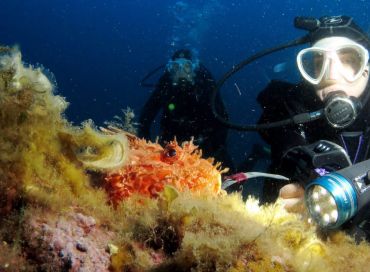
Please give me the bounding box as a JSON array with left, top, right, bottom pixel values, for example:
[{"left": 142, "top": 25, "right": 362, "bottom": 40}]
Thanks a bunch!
[
  {"left": 0, "top": 47, "right": 120, "bottom": 220},
  {"left": 60, "top": 120, "right": 129, "bottom": 172}
]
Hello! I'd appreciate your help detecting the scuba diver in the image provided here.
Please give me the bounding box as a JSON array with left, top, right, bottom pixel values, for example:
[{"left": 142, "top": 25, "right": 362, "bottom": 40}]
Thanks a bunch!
[
  {"left": 138, "top": 49, "right": 234, "bottom": 170},
  {"left": 212, "top": 15, "right": 370, "bottom": 241},
  {"left": 258, "top": 15, "right": 370, "bottom": 241},
  {"left": 257, "top": 16, "right": 370, "bottom": 207}
]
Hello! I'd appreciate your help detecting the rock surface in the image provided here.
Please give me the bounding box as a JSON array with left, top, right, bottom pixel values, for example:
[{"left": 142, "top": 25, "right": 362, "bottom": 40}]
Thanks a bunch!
[{"left": 23, "top": 210, "right": 114, "bottom": 271}]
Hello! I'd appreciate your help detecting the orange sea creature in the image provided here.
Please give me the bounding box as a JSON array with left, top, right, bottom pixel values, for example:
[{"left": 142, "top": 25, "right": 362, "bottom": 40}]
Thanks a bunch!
[{"left": 104, "top": 135, "right": 225, "bottom": 206}]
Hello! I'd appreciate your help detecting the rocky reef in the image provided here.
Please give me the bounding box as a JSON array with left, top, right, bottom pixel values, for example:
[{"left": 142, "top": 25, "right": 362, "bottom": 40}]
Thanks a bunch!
[{"left": 0, "top": 46, "right": 370, "bottom": 272}]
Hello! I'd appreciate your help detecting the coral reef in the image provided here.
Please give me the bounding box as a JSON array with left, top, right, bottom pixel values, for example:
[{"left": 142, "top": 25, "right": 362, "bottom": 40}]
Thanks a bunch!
[{"left": 1, "top": 45, "right": 370, "bottom": 271}]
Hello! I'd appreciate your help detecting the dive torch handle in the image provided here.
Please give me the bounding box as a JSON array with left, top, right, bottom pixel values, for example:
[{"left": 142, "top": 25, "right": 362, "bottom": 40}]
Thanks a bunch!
[{"left": 336, "top": 159, "right": 370, "bottom": 209}]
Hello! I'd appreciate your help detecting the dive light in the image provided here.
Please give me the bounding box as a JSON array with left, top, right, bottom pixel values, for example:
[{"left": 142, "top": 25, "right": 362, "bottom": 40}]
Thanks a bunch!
[{"left": 305, "top": 159, "right": 370, "bottom": 229}]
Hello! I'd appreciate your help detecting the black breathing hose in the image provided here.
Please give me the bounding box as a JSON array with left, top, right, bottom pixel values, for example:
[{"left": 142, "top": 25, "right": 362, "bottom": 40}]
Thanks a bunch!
[
  {"left": 139, "top": 64, "right": 166, "bottom": 88},
  {"left": 211, "top": 36, "right": 312, "bottom": 131}
]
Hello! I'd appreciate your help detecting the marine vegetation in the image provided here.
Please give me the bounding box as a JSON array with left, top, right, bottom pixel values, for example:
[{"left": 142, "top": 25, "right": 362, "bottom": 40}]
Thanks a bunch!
[
  {"left": 104, "top": 107, "right": 139, "bottom": 135},
  {"left": 0, "top": 45, "right": 370, "bottom": 271}
]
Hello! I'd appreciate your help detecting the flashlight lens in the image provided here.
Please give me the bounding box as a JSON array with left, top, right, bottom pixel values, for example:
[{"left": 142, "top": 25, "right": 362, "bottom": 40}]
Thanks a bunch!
[
  {"left": 307, "top": 185, "right": 339, "bottom": 226},
  {"left": 305, "top": 173, "right": 358, "bottom": 229},
  {"left": 331, "top": 210, "right": 339, "bottom": 220},
  {"left": 323, "top": 213, "right": 330, "bottom": 223},
  {"left": 312, "top": 192, "right": 319, "bottom": 200},
  {"left": 320, "top": 187, "right": 328, "bottom": 195}
]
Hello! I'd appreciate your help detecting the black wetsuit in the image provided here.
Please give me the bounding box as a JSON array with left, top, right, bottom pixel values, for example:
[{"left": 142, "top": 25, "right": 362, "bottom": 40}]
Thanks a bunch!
[
  {"left": 139, "top": 64, "right": 233, "bottom": 169},
  {"left": 257, "top": 80, "right": 370, "bottom": 241}
]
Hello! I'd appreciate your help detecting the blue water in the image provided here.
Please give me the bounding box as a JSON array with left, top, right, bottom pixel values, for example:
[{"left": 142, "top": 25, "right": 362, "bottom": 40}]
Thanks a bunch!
[{"left": 1, "top": 0, "right": 369, "bottom": 167}]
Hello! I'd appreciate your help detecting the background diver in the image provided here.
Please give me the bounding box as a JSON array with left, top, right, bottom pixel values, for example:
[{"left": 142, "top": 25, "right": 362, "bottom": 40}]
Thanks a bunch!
[{"left": 138, "top": 49, "right": 234, "bottom": 171}]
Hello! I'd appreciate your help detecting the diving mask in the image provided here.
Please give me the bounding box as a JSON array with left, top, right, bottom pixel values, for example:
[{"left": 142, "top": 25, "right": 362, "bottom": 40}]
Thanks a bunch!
[
  {"left": 297, "top": 37, "right": 369, "bottom": 85},
  {"left": 166, "top": 58, "right": 199, "bottom": 86}
]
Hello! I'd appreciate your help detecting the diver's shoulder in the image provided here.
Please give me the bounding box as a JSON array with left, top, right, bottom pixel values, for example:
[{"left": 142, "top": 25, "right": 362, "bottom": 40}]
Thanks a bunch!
[
  {"left": 197, "top": 64, "right": 214, "bottom": 77},
  {"left": 257, "top": 80, "right": 313, "bottom": 106}
]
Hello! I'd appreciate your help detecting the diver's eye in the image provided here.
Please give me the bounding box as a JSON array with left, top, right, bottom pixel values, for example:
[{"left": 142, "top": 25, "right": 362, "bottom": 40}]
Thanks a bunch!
[
  {"left": 166, "top": 148, "right": 177, "bottom": 157},
  {"left": 172, "top": 63, "right": 180, "bottom": 72}
]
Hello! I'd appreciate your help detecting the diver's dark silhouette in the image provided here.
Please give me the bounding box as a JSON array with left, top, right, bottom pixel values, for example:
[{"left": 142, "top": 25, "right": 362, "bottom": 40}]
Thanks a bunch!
[{"left": 138, "top": 49, "right": 233, "bottom": 170}]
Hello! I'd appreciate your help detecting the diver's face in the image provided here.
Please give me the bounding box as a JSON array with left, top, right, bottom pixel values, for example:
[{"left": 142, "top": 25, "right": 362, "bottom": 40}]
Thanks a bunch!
[
  {"left": 167, "top": 58, "right": 195, "bottom": 86},
  {"left": 315, "top": 63, "right": 369, "bottom": 101},
  {"left": 310, "top": 37, "right": 370, "bottom": 101},
  {"left": 297, "top": 37, "right": 370, "bottom": 101}
]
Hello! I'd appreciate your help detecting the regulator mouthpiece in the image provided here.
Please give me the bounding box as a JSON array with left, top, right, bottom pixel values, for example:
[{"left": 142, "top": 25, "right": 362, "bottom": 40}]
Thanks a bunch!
[{"left": 324, "top": 91, "right": 360, "bottom": 128}]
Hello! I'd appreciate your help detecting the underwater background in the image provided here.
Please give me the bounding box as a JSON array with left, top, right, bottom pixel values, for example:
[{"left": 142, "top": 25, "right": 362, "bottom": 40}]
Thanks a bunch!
[{"left": 1, "top": 0, "right": 370, "bottom": 169}]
